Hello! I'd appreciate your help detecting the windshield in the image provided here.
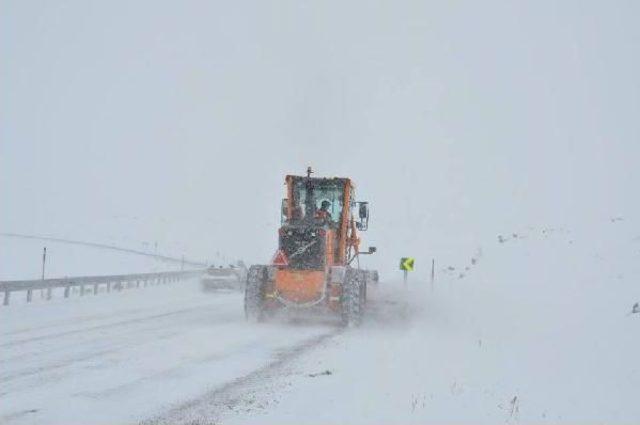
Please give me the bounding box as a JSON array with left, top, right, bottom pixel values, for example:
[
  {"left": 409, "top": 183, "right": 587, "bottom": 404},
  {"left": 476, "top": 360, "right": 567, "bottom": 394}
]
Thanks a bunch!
[{"left": 291, "top": 179, "right": 344, "bottom": 222}]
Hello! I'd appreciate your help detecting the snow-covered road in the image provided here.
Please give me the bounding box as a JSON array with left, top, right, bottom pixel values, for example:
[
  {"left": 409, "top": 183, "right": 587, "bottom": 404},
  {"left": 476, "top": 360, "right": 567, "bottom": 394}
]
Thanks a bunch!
[{"left": 0, "top": 282, "right": 337, "bottom": 425}]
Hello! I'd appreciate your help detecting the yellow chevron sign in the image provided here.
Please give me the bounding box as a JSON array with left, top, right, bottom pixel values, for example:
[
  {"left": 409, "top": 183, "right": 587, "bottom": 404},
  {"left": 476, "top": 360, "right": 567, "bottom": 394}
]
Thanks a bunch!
[{"left": 400, "top": 257, "right": 415, "bottom": 271}]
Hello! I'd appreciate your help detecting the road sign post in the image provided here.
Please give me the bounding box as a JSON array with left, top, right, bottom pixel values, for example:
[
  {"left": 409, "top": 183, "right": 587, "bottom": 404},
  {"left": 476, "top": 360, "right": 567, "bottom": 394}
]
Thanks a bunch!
[{"left": 399, "top": 257, "right": 415, "bottom": 288}]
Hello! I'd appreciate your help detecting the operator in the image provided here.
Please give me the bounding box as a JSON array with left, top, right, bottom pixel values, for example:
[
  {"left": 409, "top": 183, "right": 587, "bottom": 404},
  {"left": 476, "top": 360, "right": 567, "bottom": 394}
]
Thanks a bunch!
[{"left": 315, "top": 200, "right": 332, "bottom": 222}]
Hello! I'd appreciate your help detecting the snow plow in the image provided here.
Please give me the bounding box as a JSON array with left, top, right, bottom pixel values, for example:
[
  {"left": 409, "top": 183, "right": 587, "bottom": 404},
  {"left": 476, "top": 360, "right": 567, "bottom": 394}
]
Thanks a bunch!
[{"left": 245, "top": 168, "right": 377, "bottom": 326}]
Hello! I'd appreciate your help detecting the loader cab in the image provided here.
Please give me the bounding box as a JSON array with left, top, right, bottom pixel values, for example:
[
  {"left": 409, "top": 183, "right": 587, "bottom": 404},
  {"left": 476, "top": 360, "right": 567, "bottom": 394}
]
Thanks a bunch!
[
  {"left": 278, "top": 176, "right": 343, "bottom": 268},
  {"left": 281, "top": 175, "right": 370, "bottom": 227},
  {"left": 278, "top": 173, "right": 370, "bottom": 270},
  {"left": 286, "top": 177, "right": 346, "bottom": 225},
  {"left": 281, "top": 176, "right": 353, "bottom": 228}
]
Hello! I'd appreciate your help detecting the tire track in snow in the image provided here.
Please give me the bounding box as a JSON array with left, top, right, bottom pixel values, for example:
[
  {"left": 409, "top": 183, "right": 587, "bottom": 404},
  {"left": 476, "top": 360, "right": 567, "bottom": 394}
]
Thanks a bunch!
[
  {"left": 0, "top": 328, "right": 183, "bottom": 386},
  {"left": 1, "top": 304, "right": 234, "bottom": 363},
  {"left": 75, "top": 338, "right": 277, "bottom": 399},
  {"left": 0, "top": 305, "right": 212, "bottom": 349},
  {"left": 141, "top": 328, "right": 343, "bottom": 425},
  {"left": 1, "top": 307, "right": 246, "bottom": 394},
  {"left": 0, "top": 297, "right": 210, "bottom": 338}
]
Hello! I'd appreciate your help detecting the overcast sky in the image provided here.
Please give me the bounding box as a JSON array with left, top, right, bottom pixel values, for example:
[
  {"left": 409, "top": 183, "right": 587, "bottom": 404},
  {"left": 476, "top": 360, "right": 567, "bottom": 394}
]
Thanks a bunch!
[{"left": 2, "top": 1, "right": 639, "bottom": 280}]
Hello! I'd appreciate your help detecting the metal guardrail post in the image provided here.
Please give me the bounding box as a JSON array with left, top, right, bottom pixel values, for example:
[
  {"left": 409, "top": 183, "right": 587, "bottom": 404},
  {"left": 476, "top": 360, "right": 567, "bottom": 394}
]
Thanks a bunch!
[{"left": 0, "top": 269, "right": 206, "bottom": 307}]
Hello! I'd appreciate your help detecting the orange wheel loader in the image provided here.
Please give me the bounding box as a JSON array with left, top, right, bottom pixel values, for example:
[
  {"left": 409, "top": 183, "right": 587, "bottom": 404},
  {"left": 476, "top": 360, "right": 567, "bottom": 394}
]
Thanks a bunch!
[{"left": 245, "top": 168, "right": 378, "bottom": 326}]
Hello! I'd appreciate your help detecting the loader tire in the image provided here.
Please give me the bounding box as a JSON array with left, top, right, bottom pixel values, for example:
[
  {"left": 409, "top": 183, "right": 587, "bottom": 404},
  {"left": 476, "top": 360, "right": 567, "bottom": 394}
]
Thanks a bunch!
[
  {"left": 341, "top": 269, "right": 365, "bottom": 327},
  {"left": 245, "top": 265, "right": 267, "bottom": 322}
]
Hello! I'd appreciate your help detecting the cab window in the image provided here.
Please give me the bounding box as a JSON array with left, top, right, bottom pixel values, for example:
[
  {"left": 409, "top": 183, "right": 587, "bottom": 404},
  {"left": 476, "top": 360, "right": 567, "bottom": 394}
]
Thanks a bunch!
[{"left": 291, "top": 179, "right": 344, "bottom": 223}]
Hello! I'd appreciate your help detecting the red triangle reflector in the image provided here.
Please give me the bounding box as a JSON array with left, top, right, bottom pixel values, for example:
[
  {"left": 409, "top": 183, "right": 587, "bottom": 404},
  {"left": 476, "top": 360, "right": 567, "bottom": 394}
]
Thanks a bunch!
[{"left": 272, "top": 250, "right": 289, "bottom": 266}]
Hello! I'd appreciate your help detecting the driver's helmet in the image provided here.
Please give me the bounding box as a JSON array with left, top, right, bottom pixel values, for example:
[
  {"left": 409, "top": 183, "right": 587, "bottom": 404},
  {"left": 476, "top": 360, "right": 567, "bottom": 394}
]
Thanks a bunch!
[{"left": 320, "top": 200, "right": 331, "bottom": 210}]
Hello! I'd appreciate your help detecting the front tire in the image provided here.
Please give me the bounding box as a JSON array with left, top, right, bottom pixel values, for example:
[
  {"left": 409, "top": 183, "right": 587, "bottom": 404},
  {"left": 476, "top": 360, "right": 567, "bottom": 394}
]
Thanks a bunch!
[
  {"left": 341, "top": 269, "right": 365, "bottom": 327},
  {"left": 244, "top": 265, "right": 267, "bottom": 322}
]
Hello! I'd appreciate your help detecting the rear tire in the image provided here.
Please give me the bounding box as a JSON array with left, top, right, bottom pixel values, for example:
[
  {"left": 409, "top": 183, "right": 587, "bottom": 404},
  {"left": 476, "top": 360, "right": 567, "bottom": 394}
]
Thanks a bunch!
[
  {"left": 341, "top": 269, "right": 365, "bottom": 327},
  {"left": 245, "top": 265, "right": 267, "bottom": 322}
]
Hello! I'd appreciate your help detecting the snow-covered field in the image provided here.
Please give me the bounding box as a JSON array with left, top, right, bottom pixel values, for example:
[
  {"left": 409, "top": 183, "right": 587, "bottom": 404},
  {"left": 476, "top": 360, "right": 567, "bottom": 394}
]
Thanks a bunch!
[
  {"left": 0, "top": 236, "right": 184, "bottom": 281},
  {"left": 2, "top": 218, "right": 639, "bottom": 424}
]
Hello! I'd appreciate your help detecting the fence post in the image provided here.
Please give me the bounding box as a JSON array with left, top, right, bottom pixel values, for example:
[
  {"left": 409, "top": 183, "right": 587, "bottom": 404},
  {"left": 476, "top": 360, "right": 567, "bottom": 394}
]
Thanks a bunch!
[
  {"left": 3, "top": 291, "right": 10, "bottom": 306},
  {"left": 80, "top": 285, "right": 85, "bottom": 296},
  {"left": 136, "top": 280, "right": 140, "bottom": 288},
  {"left": 107, "top": 282, "right": 111, "bottom": 292},
  {"left": 46, "top": 287, "right": 52, "bottom": 300},
  {"left": 64, "top": 286, "right": 70, "bottom": 298},
  {"left": 431, "top": 258, "right": 435, "bottom": 292},
  {"left": 93, "top": 283, "right": 99, "bottom": 294},
  {"left": 27, "top": 289, "right": 33, "bottom": 302},
  {"left": 40, "top": 247, "right": 47, "bottom": 300}
]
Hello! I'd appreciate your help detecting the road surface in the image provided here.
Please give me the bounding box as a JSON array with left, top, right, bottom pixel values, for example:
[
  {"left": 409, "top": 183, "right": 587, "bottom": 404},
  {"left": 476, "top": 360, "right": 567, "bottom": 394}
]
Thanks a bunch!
[{"left": 1, "top": 281, "right": 338, "bottom": 424}]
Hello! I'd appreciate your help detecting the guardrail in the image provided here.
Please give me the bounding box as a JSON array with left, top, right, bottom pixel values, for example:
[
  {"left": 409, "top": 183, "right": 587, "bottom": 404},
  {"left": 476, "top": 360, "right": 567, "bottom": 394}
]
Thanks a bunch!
[{"left": 0, "top": 270, "right": 205, "bottom": 306}]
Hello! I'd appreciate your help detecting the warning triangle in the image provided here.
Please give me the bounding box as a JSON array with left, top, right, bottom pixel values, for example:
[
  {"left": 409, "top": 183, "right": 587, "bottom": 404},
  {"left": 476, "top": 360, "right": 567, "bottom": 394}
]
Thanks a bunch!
[{"left": 272, "top": 250, "right": 289, "bottom": 266}]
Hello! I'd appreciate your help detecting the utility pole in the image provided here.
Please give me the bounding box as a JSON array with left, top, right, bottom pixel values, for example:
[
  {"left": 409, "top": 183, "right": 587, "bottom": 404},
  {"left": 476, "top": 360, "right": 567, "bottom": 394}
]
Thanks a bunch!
[
  {"left": 431, "top": 258, "right": 435, "bottom": 292},
  {"left": 43, "top": 247, "right": 52, "bottom": 300}
]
